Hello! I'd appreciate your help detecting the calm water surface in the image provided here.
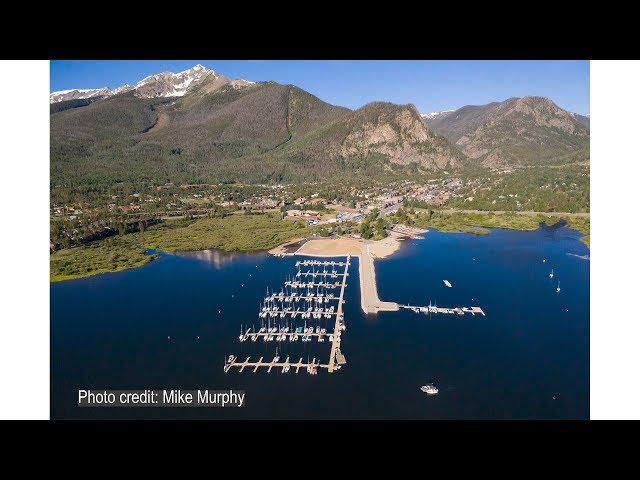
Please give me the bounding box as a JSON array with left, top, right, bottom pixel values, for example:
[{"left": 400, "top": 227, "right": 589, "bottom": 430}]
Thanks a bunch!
[{"left": 51, "top": 225, "right": 589, "bottom": 419}]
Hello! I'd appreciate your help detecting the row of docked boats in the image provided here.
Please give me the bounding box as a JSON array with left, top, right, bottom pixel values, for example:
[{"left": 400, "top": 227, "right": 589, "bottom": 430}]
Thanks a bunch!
[
  {"left": 238, "top": 324, "right": 332, "bottom": 343},
  {"left": 285, "top": 280, "right": 342, "bottom": 289},
  {"left": 401, "top": 302, "right": 485, "bottom": 316},
  {"left": 266, "top": 290, "right": 336, "bottom": 303},
  {"left": 296, "top": 260, "right": 346, "bottom": 268},
  {"left": 259, "top": 302, "right": 336, "bottom": 319}
]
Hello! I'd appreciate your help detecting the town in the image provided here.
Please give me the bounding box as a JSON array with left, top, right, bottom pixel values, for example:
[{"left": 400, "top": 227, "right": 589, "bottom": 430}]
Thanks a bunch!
[
  {"left": 50, "top": 163, "right": 590, "bottom": 253},
  {"left": 49, "top": 177, "right": 473, "bottom": 249}
]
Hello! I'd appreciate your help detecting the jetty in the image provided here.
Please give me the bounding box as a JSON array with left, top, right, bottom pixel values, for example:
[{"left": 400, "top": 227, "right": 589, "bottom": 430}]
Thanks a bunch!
[{"left": 358, "top": 243, "right": 399, "bottom": 314}]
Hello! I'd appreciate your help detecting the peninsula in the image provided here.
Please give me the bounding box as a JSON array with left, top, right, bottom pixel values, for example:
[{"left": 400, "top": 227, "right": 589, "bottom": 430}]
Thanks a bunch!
[{"left": 284, "top": 234, "right": 408, "bottom": 314}]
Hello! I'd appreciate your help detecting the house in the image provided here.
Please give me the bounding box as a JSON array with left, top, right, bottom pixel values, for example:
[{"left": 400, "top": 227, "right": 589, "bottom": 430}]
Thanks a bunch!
[{"left": 336, "top": 212, "right": 364, "bottom": 223}]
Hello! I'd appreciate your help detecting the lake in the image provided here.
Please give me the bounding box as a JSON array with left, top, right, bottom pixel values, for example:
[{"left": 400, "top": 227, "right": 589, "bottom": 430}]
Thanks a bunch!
[{"left": 51, "top": 224, "right": 589, "bottom": 419}]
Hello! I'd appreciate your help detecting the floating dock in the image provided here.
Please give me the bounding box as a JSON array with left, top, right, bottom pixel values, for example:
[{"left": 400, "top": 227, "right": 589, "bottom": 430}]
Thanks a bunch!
[
  {"left": 284, "top": 280, "right": 342, "bottom": 289},
  {"left": 399, "top": 304, "right": 485, "bottom": 316},
  {"left": 296, "top": 260, "right": 346, "bottom": 267},
  {"left": 226, "top": 356, "right": 325, "bottom": 374}
]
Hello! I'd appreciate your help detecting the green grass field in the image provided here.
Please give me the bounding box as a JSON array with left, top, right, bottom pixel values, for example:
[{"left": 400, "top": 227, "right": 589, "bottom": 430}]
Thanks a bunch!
[{"left": 131, "top": 212, "right": 311, "bottom": 252}]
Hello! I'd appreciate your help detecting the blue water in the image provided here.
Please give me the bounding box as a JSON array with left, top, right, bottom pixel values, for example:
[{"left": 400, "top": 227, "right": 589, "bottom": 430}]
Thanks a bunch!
[{"left": 51, "top": 225, "right": 589, "bottom": 419}]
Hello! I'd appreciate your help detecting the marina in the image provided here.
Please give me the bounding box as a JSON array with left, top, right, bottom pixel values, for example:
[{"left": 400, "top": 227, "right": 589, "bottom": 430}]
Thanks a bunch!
[
  {"left": 227, "top": 235, "right": 489, "bottom": 374},
  {"left": 225, "top": 256, "right": 351, "bottom": 374}
]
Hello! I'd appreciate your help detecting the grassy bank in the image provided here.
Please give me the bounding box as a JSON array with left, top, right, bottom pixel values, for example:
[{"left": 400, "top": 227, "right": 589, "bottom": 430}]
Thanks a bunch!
[
  {"left": 400, "top": 210, "right": 556, "bottom": 234},
  {"left": 50, "top": 213, "right": 312, "bottom": 281},
  {"left": 50, "top": 237, "right": 156, "bottom": 282},
  {"left": 50, "top": 210, "right": 589, "bottom": 282},
  {"left": 392, "top": 208, "right": 590, "bottom": 246}
]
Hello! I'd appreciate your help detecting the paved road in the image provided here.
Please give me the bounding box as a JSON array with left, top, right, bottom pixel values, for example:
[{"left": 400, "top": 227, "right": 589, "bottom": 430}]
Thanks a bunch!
[
  {"left": 436, "top": 208, "right": 589, "bottom": 218},
  {"left": 381, "top": 204, "right": 589, "bottom": 219}
]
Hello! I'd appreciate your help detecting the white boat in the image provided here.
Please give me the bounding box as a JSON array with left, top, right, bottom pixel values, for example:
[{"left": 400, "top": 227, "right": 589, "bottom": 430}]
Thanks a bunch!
[
  {"left": 443, "top": 280, "right": 452, "bottom": 288},
  {"left": 549, "top": 269, "right": 554, "bottom": 279},
  {"left": 556, "top": 281, "right": 561, "bottom": 293},
  {"left": 420, "top": 384, "right": 438, "bottom": 395}
]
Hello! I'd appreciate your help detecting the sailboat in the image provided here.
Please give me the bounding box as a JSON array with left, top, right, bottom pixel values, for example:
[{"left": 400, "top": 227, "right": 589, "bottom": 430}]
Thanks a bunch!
[
  {"left": 549, "top": 269, "right": 554, "bottom": 279},
  {"left": 556, "top": 281, "right": 561, "bottom": 293}
]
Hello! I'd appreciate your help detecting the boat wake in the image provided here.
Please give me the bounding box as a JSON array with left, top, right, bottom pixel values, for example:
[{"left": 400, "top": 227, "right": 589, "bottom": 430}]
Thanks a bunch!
[{"left": 567, "top": 253, "right": 590, "bottom": 261}]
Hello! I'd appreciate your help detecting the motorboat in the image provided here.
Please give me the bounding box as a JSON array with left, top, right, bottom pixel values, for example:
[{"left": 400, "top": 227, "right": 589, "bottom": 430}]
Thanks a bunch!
[{"left": 420, "top": 384, "right": 438, "bottom": 395}]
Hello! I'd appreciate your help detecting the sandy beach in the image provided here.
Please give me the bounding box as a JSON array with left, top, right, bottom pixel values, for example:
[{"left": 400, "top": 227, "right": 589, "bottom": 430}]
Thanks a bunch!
[{"left": 294, "top": 232, "right": 403, "bottom": 259}]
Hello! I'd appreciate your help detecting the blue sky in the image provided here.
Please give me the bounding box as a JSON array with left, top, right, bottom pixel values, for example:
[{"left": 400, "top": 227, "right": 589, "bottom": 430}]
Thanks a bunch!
[{"left": 51, "top": 60, "right": 590, "bottom": 115}]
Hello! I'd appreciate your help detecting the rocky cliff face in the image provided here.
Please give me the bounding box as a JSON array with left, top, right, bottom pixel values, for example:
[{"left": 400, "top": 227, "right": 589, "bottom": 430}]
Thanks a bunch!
[{"left": 336, "top": 102, "right": 464, "bottom": 169}]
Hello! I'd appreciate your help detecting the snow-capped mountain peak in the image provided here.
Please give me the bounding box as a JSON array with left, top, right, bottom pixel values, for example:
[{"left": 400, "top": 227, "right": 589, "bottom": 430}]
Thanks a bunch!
[
  {"left": 420, "top": 109, "right": 454, "bottom": 120},
  {"left": 49, "top": 87, "right": 112, "bottom": 103},
  {"left": 50, "top": 64, "right": 251, "bottom": 104}
]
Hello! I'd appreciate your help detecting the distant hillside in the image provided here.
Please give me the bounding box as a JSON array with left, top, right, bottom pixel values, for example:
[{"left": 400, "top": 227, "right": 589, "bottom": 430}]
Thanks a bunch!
[
  {"left": 423, "top": 97, "right": 589, "bottom": 168},
  {"left": 49, "top": 97, "right": 105, "bottom": 114},
  {"left": 51, "top": 65, "right": 589, "bottom": 186},
  {"left": 571, "top": 112, "right": 590, "bottom": 128},
  {"left": 51, "top": 67, "right": 465, "bottom": 186},
  {"left": 423, "top": 101, "right": 510, "bottom": 143}
]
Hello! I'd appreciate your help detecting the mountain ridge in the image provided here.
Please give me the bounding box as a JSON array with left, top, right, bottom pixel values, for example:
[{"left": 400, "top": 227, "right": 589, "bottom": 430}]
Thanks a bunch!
[
  {"left": 423, "top": 96, "right": 589, "bottom": 168},
  {"left": 50, "top": 65, "right": 589, "bottom": 186},
  {"left": 50, "top": 65, "right": 255, "bottom": 104}
]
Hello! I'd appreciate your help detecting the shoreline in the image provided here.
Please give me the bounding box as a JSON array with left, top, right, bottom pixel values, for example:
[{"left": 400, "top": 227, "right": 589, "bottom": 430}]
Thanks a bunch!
[{"left": 50, "top": 217, "right": 589, "bottom": 283}]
